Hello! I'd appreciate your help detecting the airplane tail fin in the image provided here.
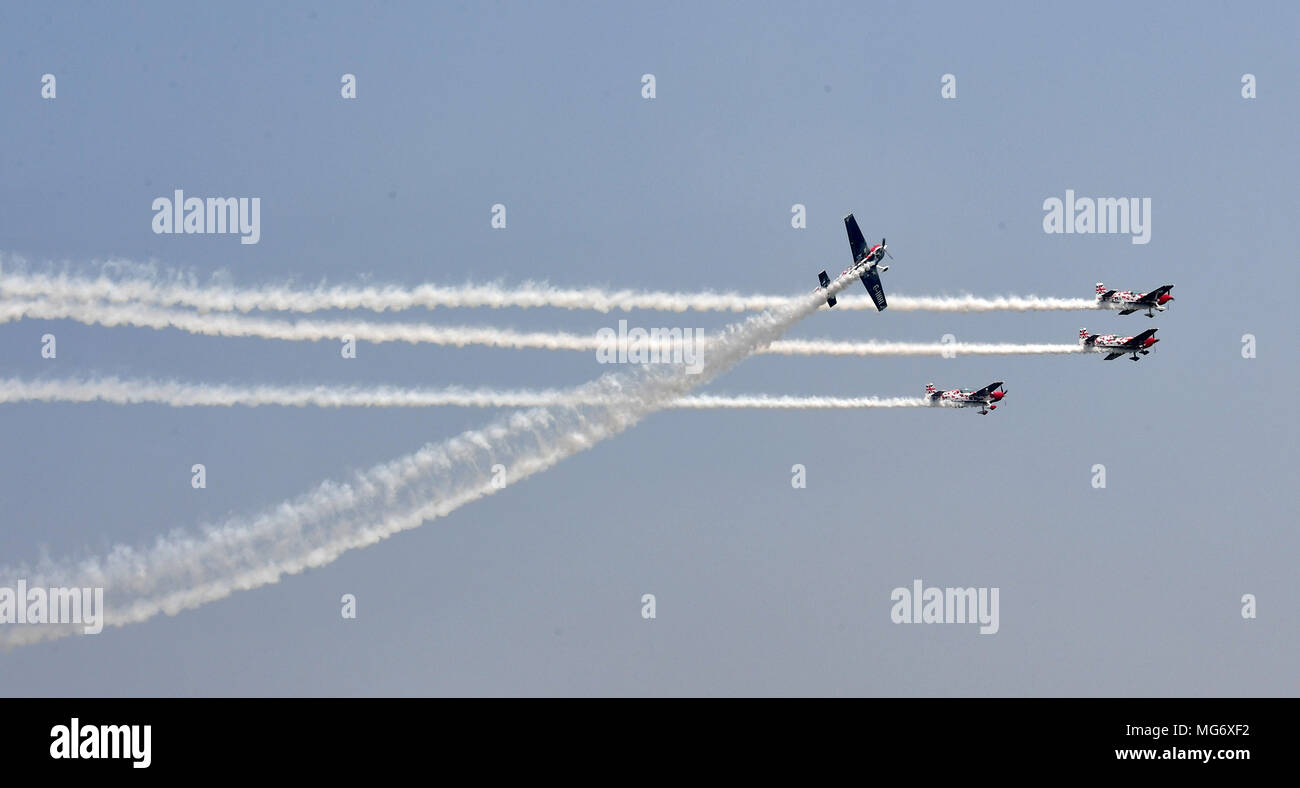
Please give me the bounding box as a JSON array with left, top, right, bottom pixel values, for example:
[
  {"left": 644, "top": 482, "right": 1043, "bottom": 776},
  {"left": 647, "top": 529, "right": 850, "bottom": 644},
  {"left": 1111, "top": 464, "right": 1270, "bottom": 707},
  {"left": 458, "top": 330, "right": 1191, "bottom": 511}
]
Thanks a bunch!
[
  {"left": 925, "top": 383, "right": 936, "bottom": 395},
  {"left": 1079, "top": 328, "right": 1091, "bottom": 342},
  {"left": 1095, "top": 283, "right": 1106, "bottom": 296},
  {"left": 817, "top": 270, "right": 836, "bottom": 307}
]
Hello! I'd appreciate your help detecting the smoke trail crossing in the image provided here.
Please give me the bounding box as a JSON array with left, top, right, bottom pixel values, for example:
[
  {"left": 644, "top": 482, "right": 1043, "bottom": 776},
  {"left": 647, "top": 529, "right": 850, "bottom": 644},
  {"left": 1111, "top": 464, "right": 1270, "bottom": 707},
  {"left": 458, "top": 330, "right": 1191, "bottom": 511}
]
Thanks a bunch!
[{"left": 0, "top": 271, "right": 861, "bottom": 648}]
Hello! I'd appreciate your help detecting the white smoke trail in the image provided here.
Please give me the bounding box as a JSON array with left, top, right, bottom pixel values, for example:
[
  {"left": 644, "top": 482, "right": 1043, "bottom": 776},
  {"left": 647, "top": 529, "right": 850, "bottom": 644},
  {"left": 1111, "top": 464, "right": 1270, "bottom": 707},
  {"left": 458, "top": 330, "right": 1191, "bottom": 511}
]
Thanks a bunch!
[
  {"left": 0, "top": 298, "right": 601, "bottom": 351},
  {"left": 0, "top": 265, "right": 1096, "bottom": 314},
  {"left": 672, "top": 394, "right": 929, "bottom": 409},
  {"left": 766, "top": 340, "right": 1085, "bottom": 357},
  {"left": 878, "top": 294, "right": 1095, "bottom": 313},
  {"left": 0, "top": 376, "right": 930, "bottom": 410},
  {"left": 0, "top": 271, "right": 859, "bottom": 648},
  {"left": 0, "top": 297, "right": 1081, "bottom": 357}
]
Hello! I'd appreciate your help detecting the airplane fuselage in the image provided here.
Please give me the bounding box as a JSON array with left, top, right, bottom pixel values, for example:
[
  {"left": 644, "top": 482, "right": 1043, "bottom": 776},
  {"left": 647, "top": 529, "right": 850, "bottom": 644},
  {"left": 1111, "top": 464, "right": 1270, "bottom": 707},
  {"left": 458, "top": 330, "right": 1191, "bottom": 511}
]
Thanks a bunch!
[
  {"left": 1097, "top": 294, "right": 1170, "bottom": 315},
  {"left": 1099, "top": 299, "right": 1167, "bottom": 310},
  {"left": 927, "top": 388, "right": 1005, "bottom": 414},
  {"left": 931, "top": 393, "right": 985, "bottom": 407},
  {"left": 1082, "top": 333, "right": 1158, "bottom": 350},
  {"left": 835, "top": 247, "right": 885, "bottom": 280},
  {"left": 1081, "top": 331, "right": 1159, "bottom": 360},
  {"left": 1095, "top": 284, "right": 1174, "bottom": 316}
]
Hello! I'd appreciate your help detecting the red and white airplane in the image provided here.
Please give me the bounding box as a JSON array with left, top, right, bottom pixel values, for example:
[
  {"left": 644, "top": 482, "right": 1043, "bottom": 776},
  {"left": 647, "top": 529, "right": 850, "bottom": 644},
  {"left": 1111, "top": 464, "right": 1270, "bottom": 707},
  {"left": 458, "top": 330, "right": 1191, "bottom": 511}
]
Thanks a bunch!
[
  {"left": 1095, "top": 282, "right": 1174, "bottom": 317},
  {"left": 1079, "top": 327, "right": 1159, "bottom": 361},
  {"left": 925, "top": 381, "right": 1007, "bottom": 415},
  {"left": 816, "top": 213, "right": 891, "bottom": 311}
]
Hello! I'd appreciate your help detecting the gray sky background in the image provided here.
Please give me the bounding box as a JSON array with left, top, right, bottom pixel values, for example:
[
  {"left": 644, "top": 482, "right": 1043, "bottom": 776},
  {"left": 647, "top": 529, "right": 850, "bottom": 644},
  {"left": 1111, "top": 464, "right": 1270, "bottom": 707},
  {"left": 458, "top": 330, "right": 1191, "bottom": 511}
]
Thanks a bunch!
[{"left": 0, "top": 1, "right": 1296, "bottom": 695}]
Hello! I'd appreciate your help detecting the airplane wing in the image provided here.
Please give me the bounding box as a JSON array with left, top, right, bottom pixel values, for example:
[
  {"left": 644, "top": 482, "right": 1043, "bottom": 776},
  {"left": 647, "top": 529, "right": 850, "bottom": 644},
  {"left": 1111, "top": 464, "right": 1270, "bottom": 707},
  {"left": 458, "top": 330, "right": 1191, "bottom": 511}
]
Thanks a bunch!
[
  {"left": 1140, "top": 284, "right": 1174, "bottom": 303},
  {"left": 1103, "top": 352, "right": 1124, "bottom": 361},
  {"left": 1118, "top": 308, "right": 1137, "bottom": 315},
  {"left": 860, "top": 268, "right": 887, "bottom": 311},
  {"left": 1123, "top": 328, "right": 1158, "bottom": 348},
  {"left": 970, "top": 382, "right": 1003, "bottom": 400},
  {"left": 844, "top": 214, "right": 870, "bottom": 263}
]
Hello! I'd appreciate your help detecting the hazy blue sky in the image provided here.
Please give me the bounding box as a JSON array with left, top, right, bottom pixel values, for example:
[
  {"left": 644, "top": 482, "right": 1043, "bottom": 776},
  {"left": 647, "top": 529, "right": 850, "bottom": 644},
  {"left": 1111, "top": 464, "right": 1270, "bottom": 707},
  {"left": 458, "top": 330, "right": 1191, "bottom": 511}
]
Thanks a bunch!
[{"left": 1, "top": 1, "right": 1296, "bottom": 695}]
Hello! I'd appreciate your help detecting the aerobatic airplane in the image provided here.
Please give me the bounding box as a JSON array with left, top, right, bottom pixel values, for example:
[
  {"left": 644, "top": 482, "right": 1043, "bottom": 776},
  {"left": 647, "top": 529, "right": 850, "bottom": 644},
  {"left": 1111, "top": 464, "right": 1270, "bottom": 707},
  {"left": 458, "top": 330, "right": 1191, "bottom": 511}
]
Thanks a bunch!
[
  {"left": 925, "top": 381, "right": 1007, "bottom": 415},
  {"left": 1079, "top": 327, "right": 1159, "bottom": 361},
  {"left": 1095, "top": 282, "right": 1174, "bottom": 317},
  {"left": 816, "top": 213, "right": 891, "bottom": 310}
]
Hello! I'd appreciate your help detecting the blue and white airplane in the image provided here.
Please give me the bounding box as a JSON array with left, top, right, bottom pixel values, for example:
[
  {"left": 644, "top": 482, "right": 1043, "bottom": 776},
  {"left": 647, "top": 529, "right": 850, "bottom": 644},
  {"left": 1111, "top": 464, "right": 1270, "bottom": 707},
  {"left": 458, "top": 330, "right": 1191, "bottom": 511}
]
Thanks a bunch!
[{"left": 816, "top": 213, "right": 892, "bottom": 311}]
